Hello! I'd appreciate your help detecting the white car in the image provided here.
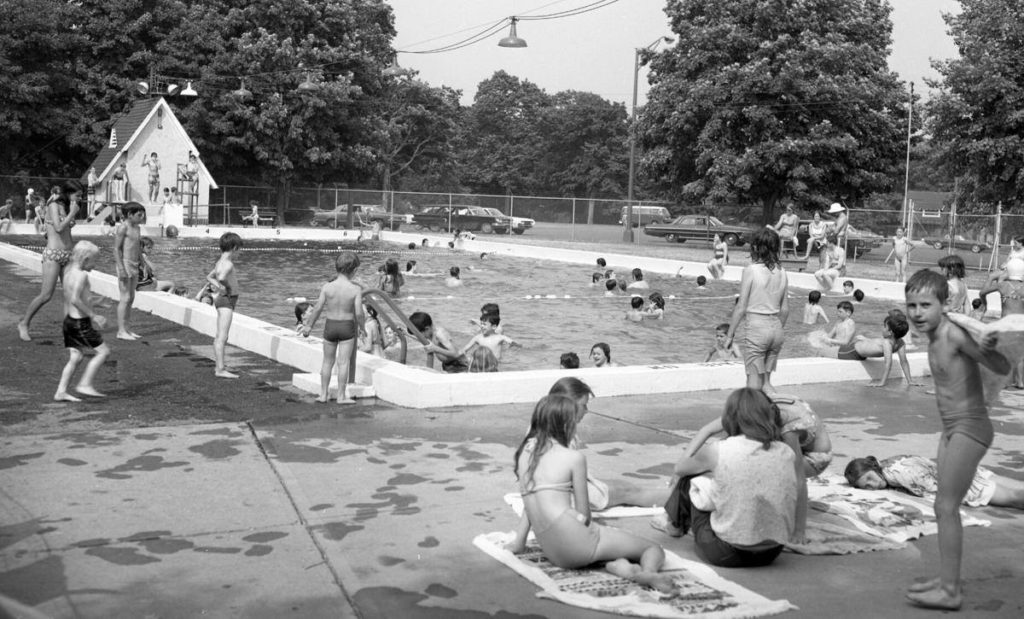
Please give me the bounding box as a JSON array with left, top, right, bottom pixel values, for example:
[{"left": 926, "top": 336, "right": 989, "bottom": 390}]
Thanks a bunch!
[{"left": 483, "top": 208, "right": 534, "bottom": 235}]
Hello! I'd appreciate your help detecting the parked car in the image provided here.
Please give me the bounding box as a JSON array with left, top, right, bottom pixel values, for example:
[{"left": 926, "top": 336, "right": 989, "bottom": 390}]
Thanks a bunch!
[
  {"left": 481, "top": 208, "right": 534, "bottom": 235},
  {"left": 619, "top": 205, "right": 674, "bottom": 227},
  {"left": 309, "top": 204, "right": 408, "bottom": 230},
  {"left": 413, "top": 205, "right": 512, "bottom": 234},
  {"left": 923, "top": 234, "right": 991, "bottom": 253},
  {"left": 794, "top": 218, "right": 884, "bottom": 258},
  {"left": 642, "top": 214, "right": 755, "bottom": 246}
]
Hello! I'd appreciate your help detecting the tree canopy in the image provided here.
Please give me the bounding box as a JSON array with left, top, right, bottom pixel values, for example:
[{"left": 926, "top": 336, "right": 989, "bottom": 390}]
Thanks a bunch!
[
  {"left": 457, "top": 71, "right": 629, "bottom": 197},
  {"left": 927, "top": 0, "right": 1024, "bottom": 211},
  {"left": 639, "top": 0, "right": 908, "bottom": 220}
]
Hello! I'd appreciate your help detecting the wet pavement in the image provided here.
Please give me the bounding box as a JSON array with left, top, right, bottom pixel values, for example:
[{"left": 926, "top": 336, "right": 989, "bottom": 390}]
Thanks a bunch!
[{"left": 3, "top": 259, "right": 1024, "bottom": 618}]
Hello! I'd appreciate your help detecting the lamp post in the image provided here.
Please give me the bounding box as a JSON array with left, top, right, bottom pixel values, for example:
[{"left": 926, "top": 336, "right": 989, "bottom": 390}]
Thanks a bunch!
[
  {"left": 623, "top": 36, "right": 672, "bottom": 243},
  {"left": 136, "top": 68, "right": 199, "bottom": 98}
]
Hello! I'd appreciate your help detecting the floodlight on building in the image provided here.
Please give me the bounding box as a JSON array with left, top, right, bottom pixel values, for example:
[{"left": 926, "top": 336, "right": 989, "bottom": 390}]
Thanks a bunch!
[{"left": 181, "top": 81, "right": 198, "bottom": 97}]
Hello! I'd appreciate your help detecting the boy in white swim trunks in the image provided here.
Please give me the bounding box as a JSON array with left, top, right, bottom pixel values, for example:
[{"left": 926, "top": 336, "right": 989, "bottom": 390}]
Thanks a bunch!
[{"left": 301, "top": 251, "right": 364, "bottom": 404}]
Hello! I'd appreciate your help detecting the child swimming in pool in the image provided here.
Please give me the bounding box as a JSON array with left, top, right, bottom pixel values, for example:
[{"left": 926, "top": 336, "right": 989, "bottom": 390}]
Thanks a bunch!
[
  {"left": 903, "top": 269, "right": 1010, "bottom": 610},
  {"left": 803, "top": 290, "right": 829, "bottom": 325},
  {"left": 603, "top": 279, "right": 617, "bottom": 297},
  {"left": 509, "top": 394, "right": 675, "bottom": 592},
  {"left": 300, "top": 251, "right": 365, "bottom": 404},
  {"left": 643, "top": 292, "right": 665, "bottom": 320},
  {"left": 844, "top": 455, "right": 1024, "bottom": 510},
  {"left": 824, "top": 300, "right": 856, "bottom": 347},
  {"left": 704, "top": 323, "right": 742, "bottom": 362},
  {"left": 446, "top": 266, "right": 463, "bottom": 288},
  {"left": 625, "top": 296, "right": 645, "bottom": 322},
  {"left": 378, "top": 257, "right": 404, "bottom": 296},
  {"left": 459, "top": 314, "right": 519, "bottom": 364}
]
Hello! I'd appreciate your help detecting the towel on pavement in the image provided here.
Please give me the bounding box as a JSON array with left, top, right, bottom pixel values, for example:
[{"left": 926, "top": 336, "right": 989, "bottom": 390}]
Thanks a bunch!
[
  {"left": 474, "top": 531, "right": 796, "bottom": 618},
  {"left": 786, "top": 473, "right": 990, "bottom": 555}
]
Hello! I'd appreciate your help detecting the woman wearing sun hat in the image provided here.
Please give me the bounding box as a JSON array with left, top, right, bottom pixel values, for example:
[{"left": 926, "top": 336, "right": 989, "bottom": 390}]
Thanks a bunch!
[{"left": 827, "top": 202, "right": 847, "bottom": 249}]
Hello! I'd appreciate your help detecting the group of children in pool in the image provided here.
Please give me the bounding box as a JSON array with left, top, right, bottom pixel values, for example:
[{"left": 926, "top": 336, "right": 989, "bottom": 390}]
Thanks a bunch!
[{"left": 510, "top": 259, "right": 1024, "bottom": 610}]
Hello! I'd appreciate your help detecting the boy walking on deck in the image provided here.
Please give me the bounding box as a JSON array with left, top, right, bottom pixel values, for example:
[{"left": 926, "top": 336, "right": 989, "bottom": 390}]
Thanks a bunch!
[
  {"left": 300, "top": 252, "right": 364, "bottom": 404},
  {"left": 55, "top": 242, "right": 111, "bottom": 401},
  {"left": 904, "top": 269, "right": 1009, "bottom": 610}
]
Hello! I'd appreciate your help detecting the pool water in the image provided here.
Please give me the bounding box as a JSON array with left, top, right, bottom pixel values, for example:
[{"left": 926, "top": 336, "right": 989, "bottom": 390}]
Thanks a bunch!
[{"left": 8, "top": 236, "right": 910, "bottom": 371}]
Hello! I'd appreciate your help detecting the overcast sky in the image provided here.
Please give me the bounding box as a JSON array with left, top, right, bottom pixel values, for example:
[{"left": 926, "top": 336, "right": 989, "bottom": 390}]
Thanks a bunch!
[{"left": 387, "top": 0, "right": 961, "bottom": 106}]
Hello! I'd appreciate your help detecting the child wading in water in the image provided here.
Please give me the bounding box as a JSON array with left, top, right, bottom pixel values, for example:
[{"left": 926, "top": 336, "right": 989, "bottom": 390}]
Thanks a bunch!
[
  {"left": 704, "top": 323, "right": 741, "bottom": 362},
  {"left": 904, "top": 269, "right": 1009, "bottom": 610},
  {"left": 55, "top": 242, "right": 111, "bottom": 401},
  {"left": 509, "top": 394, "right": 676, "bottom": 593},
  {"left": 301, "top": 252, "right": 365, "bottom": 404},
  {"left": 802, "top": 290, "right": 828, "bottom": 325},
  {"left": 207, "top": 232, "right": 243, "bottom": 378}
]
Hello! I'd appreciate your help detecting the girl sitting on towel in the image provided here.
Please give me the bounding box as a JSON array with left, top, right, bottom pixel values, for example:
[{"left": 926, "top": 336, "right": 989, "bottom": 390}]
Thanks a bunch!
[
  {"left": 658, "top": 388, "right": 806, "bottom": 567},
  {"left": 548, "top": 377, "right": 667, "bottom": 510},
  {"left": 845, "top": 455, "right": 1024, "bottom": 510},
  {"left": 509, "top": 394, "right": 676, "bottom": 593}
]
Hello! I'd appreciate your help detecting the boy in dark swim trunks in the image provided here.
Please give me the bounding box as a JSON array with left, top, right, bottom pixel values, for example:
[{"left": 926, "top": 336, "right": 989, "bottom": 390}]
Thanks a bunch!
[
  {"left": 55, "top": 241, "right": 110, "bottom": 402},
  {"left": 903, "top": 269, "right": 1010, "bottom": 611},
  {"left": 300, "top": 251, "right": 364, "bottom": 404},
  {"left": 207, "top": 232, "right": 243, "bottom": 378},
  {"left": 839, "top": 309, "right": 921, "bottom": 389}
]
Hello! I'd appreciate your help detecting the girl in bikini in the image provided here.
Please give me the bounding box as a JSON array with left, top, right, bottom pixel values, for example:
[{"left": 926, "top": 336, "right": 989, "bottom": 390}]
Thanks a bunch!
[
  {"left": 509, "top": 394, "right": 675, "bottom": 593},
  {"left": 707, "top": 234, "right": 728, "bottom": 279},
  {"left": 18, "top": 181, "right": 81, "bottom": 341}
]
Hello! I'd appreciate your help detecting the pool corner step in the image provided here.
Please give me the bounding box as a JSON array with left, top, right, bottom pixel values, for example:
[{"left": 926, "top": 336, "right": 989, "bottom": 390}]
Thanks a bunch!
[{"left": 292, "top": 373, "right": 376, "bottom": 400}]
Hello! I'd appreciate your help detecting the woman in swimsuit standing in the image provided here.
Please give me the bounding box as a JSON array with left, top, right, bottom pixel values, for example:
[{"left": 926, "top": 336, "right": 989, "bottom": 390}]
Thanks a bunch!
[
  {"left": 18, "top": 181, "right": 82, "bottom": 341},
  {"left": 707, "top": 233, "right": 728, "bottom": 279},
  {"left": 509, "top": 394, "right": 675, "bottom": 593}
]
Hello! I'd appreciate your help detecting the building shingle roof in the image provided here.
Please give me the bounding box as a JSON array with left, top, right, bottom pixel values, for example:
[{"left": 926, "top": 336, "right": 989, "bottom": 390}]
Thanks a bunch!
[{"left": 82, "top": 98, "right": 161, "bottom": 182}]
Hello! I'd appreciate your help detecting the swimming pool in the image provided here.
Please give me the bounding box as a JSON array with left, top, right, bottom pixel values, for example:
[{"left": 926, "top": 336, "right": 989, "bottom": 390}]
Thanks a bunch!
[{"left": 6, "top": 235, "right": 907, "bottom": 371}]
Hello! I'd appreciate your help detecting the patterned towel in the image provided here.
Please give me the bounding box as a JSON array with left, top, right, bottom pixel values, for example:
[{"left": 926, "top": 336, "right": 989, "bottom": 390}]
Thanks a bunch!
[
  {"left": 504, "top": 492, "right": 663, "bottom": 520},
  {"left": 786, "top": 473, "right": 990, "bottom": 555},
  {"left": 474, "top": 531, "right": 796, "bottom": 618}
]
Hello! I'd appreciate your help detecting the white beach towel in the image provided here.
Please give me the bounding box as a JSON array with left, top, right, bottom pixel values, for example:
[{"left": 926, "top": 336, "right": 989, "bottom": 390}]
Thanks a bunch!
[
  {"left": 474, "top": 531, "right": 796, "bottom": 618},
  {"left": 504, "top": 492, "right": 662, "bottom": 520}
]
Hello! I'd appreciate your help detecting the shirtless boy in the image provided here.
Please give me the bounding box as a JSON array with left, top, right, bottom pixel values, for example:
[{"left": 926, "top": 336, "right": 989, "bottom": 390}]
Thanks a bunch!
[
  {"left": 409, "top": 311, "right": 468, "bottom": 373},
  {"left": 207, "top": 232, "right": 243, "bottom": 378},
  {"left": 825, "top": 300, "right": 856, "bottom": 348},
  {"left": 301, "top": 252, "right": 364, "bottom": 404},
  {"left": 904, "top": 269, "right": 1010, "bottom": 611},
  {"left": 114, "top": 203, "right": 146, "bottom": 340},
  {"left": 142, "top": 152, "right": 161, "bottom": 203},
  {"left": 840, "top": 309, "right": 920, "bottom": 388},
  {"left": 55, "top": 241, "right": 111, "bottom": 401},
  {"left": 459, "top": 314, "right": 519, "bottom": 364}
]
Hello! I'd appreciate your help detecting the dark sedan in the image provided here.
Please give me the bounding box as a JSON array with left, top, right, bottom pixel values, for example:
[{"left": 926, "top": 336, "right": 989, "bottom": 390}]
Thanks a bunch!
[
  {"left": 642, "top": 215, "right": 754, "bottom": 246},
  {"left": 413, "top": 205, "right": 511, "bottom": 234},
  {"left": 923, "top": 235, "right": 991, "bottom": 253}
]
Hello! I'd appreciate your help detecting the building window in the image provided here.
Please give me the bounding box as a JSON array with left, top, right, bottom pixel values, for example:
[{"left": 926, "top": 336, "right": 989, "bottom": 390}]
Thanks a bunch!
[{"left": 109, "top": 128, "right": 117, "bottom": 148}]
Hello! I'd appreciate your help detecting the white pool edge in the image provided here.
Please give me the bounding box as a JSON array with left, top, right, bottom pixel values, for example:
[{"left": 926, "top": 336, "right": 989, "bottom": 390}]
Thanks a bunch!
[{"left": 3, "top": 233, "right": 936, "bottom": 408}]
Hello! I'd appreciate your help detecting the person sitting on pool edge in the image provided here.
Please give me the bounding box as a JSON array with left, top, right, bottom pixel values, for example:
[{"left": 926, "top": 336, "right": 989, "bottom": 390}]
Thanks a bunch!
[{"left": 409, "top": 311, "right": 467, "bottom": 373}]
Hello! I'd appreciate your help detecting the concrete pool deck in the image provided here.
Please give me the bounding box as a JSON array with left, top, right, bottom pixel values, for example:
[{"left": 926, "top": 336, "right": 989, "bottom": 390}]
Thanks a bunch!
[{"left": 3, "top": 260, "right": 1024, "bottom": 618}]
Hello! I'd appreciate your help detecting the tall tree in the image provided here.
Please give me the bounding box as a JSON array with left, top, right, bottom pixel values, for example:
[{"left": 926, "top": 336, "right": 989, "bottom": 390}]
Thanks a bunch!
[
  {"left": 541, "top": 91, "right": 629, "bottom": 198},
  {"left": 927, "top": 0, "right": 1024, "bottom": 210},
  {"left": 639, "top": 0, "right": 907, "bottom": 221},
  {"left": 458, "top": 71, "right": 550, "bottom": 195}
]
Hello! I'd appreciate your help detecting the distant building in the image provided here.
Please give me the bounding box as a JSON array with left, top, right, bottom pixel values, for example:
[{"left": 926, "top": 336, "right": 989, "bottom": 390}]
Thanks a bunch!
[{"left": 82, "top": 97, "right": 217, "bottom": 224}]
